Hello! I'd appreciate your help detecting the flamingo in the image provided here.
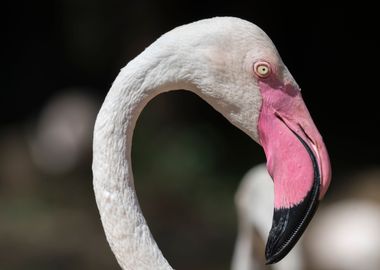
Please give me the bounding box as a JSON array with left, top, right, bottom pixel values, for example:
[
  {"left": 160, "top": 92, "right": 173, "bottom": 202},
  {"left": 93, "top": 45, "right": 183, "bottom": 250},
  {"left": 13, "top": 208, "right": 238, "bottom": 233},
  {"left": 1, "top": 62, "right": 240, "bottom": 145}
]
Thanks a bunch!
[
  {"left": 92, "top": 17, "right": 331, "bottom": 269},
  {"left": 232, "top": 164, "right": 304, "bottom": 270}
]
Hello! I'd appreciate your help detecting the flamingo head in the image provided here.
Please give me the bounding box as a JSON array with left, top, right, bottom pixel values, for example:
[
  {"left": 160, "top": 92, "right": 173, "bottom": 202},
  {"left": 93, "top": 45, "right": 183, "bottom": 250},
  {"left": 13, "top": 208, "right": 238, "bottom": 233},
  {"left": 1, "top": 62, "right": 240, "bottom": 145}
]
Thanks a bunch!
[{"left": 183, "top": 17, "right": 331, "bottom": 264}]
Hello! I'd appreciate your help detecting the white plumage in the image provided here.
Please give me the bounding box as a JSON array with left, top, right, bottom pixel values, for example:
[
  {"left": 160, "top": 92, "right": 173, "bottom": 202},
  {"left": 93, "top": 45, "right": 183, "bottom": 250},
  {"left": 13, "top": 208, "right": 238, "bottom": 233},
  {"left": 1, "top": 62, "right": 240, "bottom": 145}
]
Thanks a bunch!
[{"left": 92, "top": 17, "right": 328, "bottom": 269}]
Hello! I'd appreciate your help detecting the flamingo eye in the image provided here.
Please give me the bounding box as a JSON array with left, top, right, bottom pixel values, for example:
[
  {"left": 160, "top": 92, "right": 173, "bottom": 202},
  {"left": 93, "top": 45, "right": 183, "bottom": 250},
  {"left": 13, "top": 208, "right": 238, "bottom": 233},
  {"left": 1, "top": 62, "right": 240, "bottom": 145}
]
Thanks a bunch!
[{"left": 254, "top": 61, "right": 271, "bottom": 78}]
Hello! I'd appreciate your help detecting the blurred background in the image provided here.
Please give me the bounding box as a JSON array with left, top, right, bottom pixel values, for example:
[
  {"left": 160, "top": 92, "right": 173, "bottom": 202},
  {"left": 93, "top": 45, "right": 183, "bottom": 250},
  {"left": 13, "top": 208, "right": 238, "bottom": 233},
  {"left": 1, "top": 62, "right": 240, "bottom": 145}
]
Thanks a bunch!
[{"left": 2, "top": 1, "right": 379, "bottom": 270}]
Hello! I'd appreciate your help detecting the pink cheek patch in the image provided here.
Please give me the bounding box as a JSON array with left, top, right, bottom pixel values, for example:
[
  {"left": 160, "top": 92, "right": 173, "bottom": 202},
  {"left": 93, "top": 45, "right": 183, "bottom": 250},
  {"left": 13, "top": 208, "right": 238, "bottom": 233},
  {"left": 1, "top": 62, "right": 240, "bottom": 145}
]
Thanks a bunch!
[{"left": 259, "top": 110, "right": 314, "bottom": 209}]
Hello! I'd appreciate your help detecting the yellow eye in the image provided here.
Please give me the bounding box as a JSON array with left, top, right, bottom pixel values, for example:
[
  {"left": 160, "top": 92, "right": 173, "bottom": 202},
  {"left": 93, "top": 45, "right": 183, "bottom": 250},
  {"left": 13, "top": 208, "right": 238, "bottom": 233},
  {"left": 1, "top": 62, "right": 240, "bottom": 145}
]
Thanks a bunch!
[{"left": 254, "top": 61, "right": 271, "bottom": 78}]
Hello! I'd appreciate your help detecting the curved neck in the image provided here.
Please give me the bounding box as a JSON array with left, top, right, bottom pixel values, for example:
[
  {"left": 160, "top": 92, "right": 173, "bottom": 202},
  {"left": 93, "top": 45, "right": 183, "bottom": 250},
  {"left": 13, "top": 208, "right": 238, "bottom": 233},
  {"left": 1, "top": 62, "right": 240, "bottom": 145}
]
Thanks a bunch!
[
  {"left": 93, "top": 17, "right": 266, "bottom": 269},
  {"left": 93, "top": 40, "right": 202, "bottom": 270}
]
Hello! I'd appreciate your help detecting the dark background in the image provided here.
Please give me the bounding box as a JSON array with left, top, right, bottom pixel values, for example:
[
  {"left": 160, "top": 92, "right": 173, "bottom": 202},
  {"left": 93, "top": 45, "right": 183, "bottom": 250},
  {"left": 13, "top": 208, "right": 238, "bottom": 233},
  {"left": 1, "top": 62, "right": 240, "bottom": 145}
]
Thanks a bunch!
[
  {"left": 3, "top": 1, "right": 379, "bottom": 167},
  {"left": 1, "top": 1, "right": 379, "bottom": 270}
]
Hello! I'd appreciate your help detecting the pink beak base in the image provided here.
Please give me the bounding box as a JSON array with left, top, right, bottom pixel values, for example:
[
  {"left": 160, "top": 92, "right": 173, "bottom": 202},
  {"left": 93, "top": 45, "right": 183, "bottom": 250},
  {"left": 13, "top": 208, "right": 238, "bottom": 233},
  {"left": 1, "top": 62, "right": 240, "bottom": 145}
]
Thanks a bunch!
[{"left": 258, "top": 81, "right": 331, "bottom": 263}]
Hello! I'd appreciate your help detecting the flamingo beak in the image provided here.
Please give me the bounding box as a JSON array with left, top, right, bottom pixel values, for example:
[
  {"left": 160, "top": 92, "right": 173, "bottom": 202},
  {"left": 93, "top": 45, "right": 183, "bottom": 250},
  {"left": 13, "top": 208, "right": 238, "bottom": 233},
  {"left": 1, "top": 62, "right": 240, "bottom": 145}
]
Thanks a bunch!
[{"left": 257, "top": 82, "right": 331, "bottom": 264}]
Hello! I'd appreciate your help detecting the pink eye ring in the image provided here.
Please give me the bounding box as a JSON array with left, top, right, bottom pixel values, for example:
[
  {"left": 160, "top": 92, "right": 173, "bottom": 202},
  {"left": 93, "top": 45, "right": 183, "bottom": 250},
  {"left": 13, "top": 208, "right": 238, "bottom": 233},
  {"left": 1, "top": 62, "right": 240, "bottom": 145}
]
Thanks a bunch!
[{"left": 253, "top": 61, "right": 271, "bottom": 78}]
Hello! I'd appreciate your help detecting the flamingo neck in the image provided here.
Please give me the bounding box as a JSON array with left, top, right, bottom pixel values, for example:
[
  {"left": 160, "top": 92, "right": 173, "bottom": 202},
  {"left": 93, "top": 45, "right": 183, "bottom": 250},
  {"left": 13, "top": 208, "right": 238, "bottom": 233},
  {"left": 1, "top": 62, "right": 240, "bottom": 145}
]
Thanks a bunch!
[{"left": 92, "top": 37, "right": 202, "bottom": 269}]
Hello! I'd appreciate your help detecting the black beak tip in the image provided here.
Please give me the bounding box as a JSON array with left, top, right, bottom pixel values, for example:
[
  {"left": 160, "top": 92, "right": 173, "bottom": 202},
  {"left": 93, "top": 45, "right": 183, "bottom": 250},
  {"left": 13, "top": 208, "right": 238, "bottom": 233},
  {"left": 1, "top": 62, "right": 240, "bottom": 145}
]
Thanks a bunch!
[{"left": 264, "top": 198, "right": 319, "bottom": 264}]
